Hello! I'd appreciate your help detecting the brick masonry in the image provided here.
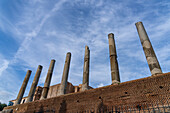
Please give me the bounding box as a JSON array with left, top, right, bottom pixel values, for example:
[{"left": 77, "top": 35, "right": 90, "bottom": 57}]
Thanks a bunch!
[{"left": 4, "top": 72, "right": 170, "bottom": 113}]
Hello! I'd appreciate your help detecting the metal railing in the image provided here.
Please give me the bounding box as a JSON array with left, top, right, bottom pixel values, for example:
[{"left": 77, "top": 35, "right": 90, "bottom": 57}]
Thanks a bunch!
[
  {"left": 68, "top": 101, "right": 170, "bottom": 113},
  {"left": 26, "top": 100, "right": 170, "bottom": 113}
]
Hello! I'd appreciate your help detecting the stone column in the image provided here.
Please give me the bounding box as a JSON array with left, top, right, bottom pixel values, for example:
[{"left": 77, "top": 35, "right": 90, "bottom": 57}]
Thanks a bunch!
[
  {"left": 82, "top": 46, "right": 90, "bottom": 91},
  {"left": 40, "top": 59, "right": 55, "bottom": 100},
  {"left": 135, "top": 22, "right": 162, "bottom": 75},
  {"left": 14, "top": 70, "right": 32, "bottom": 105},
  {"left": 58, "top": 52, "right": 71, "bottom": 96},
  {"left": 108, "top": 33, "right": 120, "bottom": 84},
  {"left": 26, "top": 65, "right": 43, "bottom": 103}
]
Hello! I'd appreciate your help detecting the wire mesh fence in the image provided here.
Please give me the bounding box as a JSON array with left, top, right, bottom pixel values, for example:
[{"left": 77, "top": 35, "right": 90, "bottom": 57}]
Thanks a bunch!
[{"left": 68, "top": 100, "right": 170, "bottom": 113}]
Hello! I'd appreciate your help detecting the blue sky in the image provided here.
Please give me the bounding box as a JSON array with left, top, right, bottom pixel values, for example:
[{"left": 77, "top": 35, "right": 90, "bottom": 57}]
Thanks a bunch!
[{"left": 0, "top": 0, "right": 170, "bottom": 104}]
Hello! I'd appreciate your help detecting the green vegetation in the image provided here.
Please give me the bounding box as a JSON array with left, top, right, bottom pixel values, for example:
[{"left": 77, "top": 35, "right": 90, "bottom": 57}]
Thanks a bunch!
[{"left": 0, "top": 102, "right": 7, "bottom": 111}]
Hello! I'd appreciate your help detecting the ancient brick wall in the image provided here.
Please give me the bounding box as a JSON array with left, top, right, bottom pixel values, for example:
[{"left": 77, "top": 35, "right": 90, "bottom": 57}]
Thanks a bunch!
[
  {"left": 4, "top": 72, "right": 170, "bottom": 113},
  {"left": 78, "top": 84, "right": 93, "bottom": 92},
  {"left": 33, "top": 86, "right": 43, "bottom": 101},
  {"left": 10, "top": 96, "right": 28, "bottom": 105},
  {"left": 9, "top": 82, "right": 91, "bottom": 105},
  {"left": 47, "top": 82, "right": 75, "bottom": 98}
]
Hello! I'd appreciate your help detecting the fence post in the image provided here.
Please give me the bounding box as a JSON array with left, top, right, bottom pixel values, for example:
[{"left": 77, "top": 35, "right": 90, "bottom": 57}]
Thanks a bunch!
[
  {"left": 161, "top": 100, "right": 166, "bottom": 113},
  {"left": 129, "top": 105, "right": 132, "bottom": 113},
  {"left": 166, "top": 99, "right": 169, "bottom": 106},
  {"left": 146, "top": 103, "right": 150, "bottom": 113},
  {"left": 115, "top": 106, "right": 118, "bottom": 113},
  {"left": 152, "top": 103, "right": 155, "bottom": 113},
  {"left": 121, "top": 105, "right": 123, "bottom": 113},
  {"left": 156, "top": 102, "right": 160, "bottom": 113},
  {"left": 141, "top": 103, "right": 145, "bottom": 113}
]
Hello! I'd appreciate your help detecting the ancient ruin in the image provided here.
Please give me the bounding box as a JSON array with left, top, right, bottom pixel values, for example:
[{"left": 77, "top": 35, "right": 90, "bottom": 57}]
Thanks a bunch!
[
  {"left": 82, "top": 46, "right": 90, "bottom": 91},
  {"left": 108, "top": 33, "right": 120, "bottom": 84},
  {"left": 2, "top": 22, "right": 170, "bottom": 113},
  {"left": 135, "top": 22, "right": 162, "bottom": 76},
  {"left": 40, "top": 60, "right": 55, "bottom": 100},
  {"left": 13, "top": 70, "right": 32, "bottom": 106},
  {"left": 57, "top": 52, "right": 72, "bottom": 96},
  {"left": 26, "top": 65, "right": 43, "bottom": 103}
]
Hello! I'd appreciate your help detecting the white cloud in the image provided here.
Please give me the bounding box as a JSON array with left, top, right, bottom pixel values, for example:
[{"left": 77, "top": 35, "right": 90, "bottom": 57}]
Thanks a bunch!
[
  {"left": 0, "top": 90, "right": 15, "bottom": 104},
  {"left": 0, "top": 59, "right": 9, "bottom": 77},
  {"left": 97, "top": 83, "right": 104, "bottom": 88},
  {"left": 0, "top": 15, "right": 23, "bottom": 42}
]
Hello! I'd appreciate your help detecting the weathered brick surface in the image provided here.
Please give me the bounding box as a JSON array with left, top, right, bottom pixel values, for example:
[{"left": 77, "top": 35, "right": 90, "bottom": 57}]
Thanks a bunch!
[
  {"left": 4, "top": 72, "right": 170, "bottom": 113},
  {"left": 47, "top": 82, "right": 75, "bottom": 98},
  {"left": 33, "top": 86, "right": 43, "bottom": 101}
]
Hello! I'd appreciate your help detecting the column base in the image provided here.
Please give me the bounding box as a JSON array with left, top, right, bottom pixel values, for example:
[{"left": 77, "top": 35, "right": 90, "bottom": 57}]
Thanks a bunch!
[
  {"left": 111, "top": 80, "right": 120, "bottom": 85},
  {"left": 81, "top": 84, "right": 89, "bottom": 91},
  {"left": 151, "top": 72, "right": 163, "bottom": 76}
]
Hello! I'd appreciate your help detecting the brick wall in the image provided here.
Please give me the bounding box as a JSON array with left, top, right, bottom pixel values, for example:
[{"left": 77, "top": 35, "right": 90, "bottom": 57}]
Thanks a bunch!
[
  {"left": 47, "top": 82, "right": 75, "bottom": 98},
  {"left": 33, "top": 86, "right": 43, "bottom": 101},
  {"left": 4, "top": 72, "right": 170, "bottom": 113}
]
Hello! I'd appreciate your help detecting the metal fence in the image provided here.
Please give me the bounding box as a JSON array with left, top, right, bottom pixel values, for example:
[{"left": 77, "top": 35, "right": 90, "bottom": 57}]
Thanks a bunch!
[
  {"left": 16, "top": 100, "right": 170, "bottom": 113},
  {"left": 68, "top": 101, "right": 170, "bottom": 113}
]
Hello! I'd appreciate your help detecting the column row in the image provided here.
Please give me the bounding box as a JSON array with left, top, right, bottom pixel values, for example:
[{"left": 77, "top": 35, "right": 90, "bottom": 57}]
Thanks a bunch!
[{"left": 14, "top": 21, "right": 162, "bottom": 105}]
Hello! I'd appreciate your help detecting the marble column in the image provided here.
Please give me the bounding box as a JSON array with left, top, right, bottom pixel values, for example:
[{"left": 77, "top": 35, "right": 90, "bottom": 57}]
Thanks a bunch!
[
  {"left": 14, "top": 70, "right": 32, "bottom": 105},
  {"left": 58, "top": 52, "right": 71, "bottom": 96},
  {"left": 108, "top": 33, "right": 120, "bottom": 84},
  {"left": 26, "top": 65, "right": 43, "bottom": 103},
  {"left": 82, "top": 46, "right": 90, "bottom": 91},
  {"left": 40, "top": 59, "right": 55, "bottom": 100},
  {"left": 135, "top": 22, "right": 162, "bottom": 75}
]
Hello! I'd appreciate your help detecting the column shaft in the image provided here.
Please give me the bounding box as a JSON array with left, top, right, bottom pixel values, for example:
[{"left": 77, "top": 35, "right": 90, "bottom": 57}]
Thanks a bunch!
[
  {"left": 40, "top": 59, "right": 55, "bottom": 100},
  {"left": 108, "top": 33, "right": 120, "bottom": 84},
  {"left": 135, "top": 22, "right": 162, "bottom": 75},
  {"left": 82, "top": 46, "right": 90, "bottom": 91},
  {"left": 26, "top": 65, "right": 43, "bottom": 103},
  {"left": 14, "top": 70, "right": 32, "bottom": 105},
  {"left": 58, "top": 52, "right": 71, "bottom": 96}
]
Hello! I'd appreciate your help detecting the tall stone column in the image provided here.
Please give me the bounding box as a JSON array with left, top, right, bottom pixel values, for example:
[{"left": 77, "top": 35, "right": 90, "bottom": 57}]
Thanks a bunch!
[
  {"left": 40, "top": 59, "right": 55, "bottom": 100},
  {"left": 57, "top": 52, "right": 71, "bottom": 96},
  {"left": 108, "top": 33, "right": 120, "bottom": 84},
  {"left": 135, "top": 22, "right": 162, "bottom": 75},
  {"left": 26, "top": 65, "right": 43, "bottom": 103},
  {"left": 14, "top": 70, "right": 32, "bottom": 105},
  {"left": 82, "top": 46, "right": 90, "bottom": 91}
]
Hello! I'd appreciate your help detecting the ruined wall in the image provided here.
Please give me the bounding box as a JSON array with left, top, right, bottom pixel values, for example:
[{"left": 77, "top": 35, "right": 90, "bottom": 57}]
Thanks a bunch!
[
  {"left": 47, "top": 82, "right": 75, "bottom": 98},
  {"left": 4, "top": 72, "right": 170, "bottom": 113},
  {"left": 10, "top": 82, "right": 92, "bottom": 105},
  {"left": 10, "top": 96, "right": 28, "bottom": 105},
  {"left": 78, "top": 84, "right": 93, "bottom": 92},
  {"left": 33, "top": 86, "right": 43, "bottom": 101}
]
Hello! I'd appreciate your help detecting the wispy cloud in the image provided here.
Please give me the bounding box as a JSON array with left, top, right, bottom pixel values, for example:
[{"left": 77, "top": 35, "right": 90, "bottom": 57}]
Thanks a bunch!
[
  {"left": 0, "top": 90, "right": 16, "bottom": 103},
  {"left": 0, "top": 56, "right": 9, "bottom": 77},
  {"left": 97, "top": 83, "right": 104, "bottom": 88}
]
